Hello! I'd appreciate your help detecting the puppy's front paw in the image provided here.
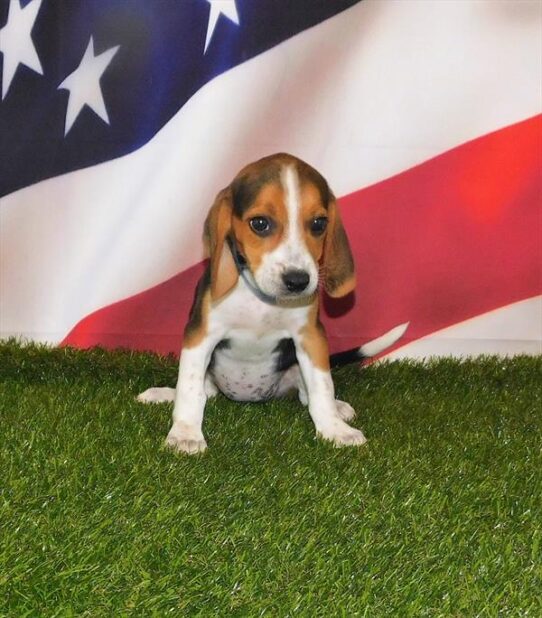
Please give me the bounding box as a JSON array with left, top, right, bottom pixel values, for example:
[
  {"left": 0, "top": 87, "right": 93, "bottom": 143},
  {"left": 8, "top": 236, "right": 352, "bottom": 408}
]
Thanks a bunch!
[
  {"left": 317, "top": 419, "right": 367, "bottom": 448},
  {"left": 335, "top": 399, "right": 356, "bottom": 422},
  {"left": 165, "top": 423, "right": 207, "bottom": 454}
]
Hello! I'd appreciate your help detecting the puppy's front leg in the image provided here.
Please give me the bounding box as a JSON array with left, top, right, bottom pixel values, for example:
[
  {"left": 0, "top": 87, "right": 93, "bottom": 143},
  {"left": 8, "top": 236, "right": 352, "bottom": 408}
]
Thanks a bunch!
[
  {"left": 166, "top": 336, "right": 219, "bottom": 454},
  {"left": 294, "top": 324, "right": 366, "bottom": 447}
]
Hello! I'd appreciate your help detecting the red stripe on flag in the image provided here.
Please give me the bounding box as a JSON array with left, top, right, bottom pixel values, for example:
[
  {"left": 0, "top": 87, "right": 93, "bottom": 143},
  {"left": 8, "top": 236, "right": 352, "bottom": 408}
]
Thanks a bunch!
[{"left": 62, "top": 115, "right": 542, "bottom": 356}]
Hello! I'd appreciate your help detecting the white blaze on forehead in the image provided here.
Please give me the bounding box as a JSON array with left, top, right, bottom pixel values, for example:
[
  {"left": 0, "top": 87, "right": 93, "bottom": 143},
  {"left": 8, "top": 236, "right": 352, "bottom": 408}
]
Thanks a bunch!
[
  {"left": 280, "top": 164, "right": 302, "bottom": 244},
  {"left": 253, "top": 163, "right": 318, "bottom": 297}
]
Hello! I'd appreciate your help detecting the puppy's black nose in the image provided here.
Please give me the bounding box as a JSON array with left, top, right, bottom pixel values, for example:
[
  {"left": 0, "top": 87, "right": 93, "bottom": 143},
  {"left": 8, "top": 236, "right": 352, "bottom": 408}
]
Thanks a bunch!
[{"left": 282, "top": 269, "right": 310, "bottom": 293}]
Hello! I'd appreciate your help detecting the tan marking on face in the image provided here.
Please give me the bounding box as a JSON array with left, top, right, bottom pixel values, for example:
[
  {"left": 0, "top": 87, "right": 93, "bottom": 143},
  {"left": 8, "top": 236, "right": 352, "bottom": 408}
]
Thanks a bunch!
[
  {"left": 299, "top": 299, "right": 330, "bottom": 370},
  {"left": 298, "top": 181, "right": 328, "bottom": 264},
  {"left": 231, "top": 182, "right": 287, "bottom": 272}
]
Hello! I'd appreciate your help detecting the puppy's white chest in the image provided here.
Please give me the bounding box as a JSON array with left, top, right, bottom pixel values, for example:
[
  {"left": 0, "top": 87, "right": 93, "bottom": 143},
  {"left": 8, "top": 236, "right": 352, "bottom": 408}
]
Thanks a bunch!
[
  {"left": 208, "top": 281, "right": 304, "bottom": 337},
  {"left": 209, "top": 279, "right": 310, "bottom": 335}
]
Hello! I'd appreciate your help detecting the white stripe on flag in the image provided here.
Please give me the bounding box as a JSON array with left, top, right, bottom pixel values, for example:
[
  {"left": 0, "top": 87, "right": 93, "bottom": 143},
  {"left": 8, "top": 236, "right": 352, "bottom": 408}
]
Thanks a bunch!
[
  {"left": 384, "top": 296, "right": 542, "bottom": 360},
  {"left": 1, "top": 0, "right": 541, "bottom": 343}
]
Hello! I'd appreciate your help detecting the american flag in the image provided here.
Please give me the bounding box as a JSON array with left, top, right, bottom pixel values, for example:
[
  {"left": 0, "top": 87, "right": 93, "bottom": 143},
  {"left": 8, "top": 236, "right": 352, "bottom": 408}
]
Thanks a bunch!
[{"left": 1, "top": 0, "right": 541, "bottom": 358}]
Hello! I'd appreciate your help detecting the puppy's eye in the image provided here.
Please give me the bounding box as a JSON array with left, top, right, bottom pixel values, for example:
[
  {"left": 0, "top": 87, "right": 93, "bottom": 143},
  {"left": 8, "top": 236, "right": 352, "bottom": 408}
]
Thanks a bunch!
[
  {"left": 310, "top": 216, "right": 328, "bottom": 236},
  {"left": 249, "top": 216, "right": 273, "bottom": 236}
]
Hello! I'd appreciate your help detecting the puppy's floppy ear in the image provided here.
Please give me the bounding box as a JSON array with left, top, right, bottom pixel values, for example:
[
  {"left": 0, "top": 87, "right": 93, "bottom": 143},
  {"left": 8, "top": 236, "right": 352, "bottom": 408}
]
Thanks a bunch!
[
  {"left": 203, "top": 187, "right": 238, "bottom": 301},
  {"left": 322, "top": 195, "right": 356, "bottom": 298}
]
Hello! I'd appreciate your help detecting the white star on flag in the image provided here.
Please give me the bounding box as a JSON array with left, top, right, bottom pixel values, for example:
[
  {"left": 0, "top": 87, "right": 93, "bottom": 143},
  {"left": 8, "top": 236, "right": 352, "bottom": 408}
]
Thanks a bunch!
[
  {"left": 204, "top": 0, "right": 240, "bottom": 54},
  {"left": 0, "top": 0, "right": 44, "bottom": 100},
  {"left": 58, "top": 36, "right": 119, "bottom": 136}
]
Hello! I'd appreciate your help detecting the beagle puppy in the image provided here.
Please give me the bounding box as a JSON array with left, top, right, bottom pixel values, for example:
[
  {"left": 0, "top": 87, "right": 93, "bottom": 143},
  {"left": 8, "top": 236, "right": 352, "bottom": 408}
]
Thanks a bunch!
[{"left": 138, "top": 153, "right": 407, "bottom": 453}]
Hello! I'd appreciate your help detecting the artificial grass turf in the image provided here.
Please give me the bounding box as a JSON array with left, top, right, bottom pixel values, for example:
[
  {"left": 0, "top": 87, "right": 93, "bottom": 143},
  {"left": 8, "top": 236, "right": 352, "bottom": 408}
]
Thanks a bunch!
[{"left": 0, "top": 341, "right": 541, "bottom": 616}]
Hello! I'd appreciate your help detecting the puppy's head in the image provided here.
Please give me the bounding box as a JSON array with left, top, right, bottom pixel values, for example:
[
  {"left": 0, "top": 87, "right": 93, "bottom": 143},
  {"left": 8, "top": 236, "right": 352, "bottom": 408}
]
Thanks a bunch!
[{"left": 204, "top": 153, "right": 355, "bottom": 302}]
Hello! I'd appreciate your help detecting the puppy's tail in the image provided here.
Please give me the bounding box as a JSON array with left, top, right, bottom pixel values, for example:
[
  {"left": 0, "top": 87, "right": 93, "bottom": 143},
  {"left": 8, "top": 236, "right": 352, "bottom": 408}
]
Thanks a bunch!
[{"left": 330, "top": 322, "right": 409, "bottom": 369}]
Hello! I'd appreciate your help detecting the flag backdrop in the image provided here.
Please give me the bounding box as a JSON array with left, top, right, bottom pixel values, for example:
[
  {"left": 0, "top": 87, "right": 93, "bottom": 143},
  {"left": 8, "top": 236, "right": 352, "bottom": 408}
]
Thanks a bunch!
[{"left": 1, "top": 0, "right": 541, "bottom": 359}]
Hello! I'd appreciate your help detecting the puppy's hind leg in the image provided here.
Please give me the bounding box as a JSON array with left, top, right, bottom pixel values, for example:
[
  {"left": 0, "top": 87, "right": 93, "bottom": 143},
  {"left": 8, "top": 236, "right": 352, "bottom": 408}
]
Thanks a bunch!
[
  {"left": 137, "top": 387, "right": 175, "bottom": 404},
  {"left": 137, "top": 373, "right": 217, "bottom": 405},
  {"left": 204, "top": 373, "right": 219, "bottom": 398},
  {"left": 276, "top": 365, "right": 354, "bottom": 420},
  {"left": 276, "top": 364, "right": 308, "bottom": 406},
  {"left": 335, "top": 400, "right": 356, "bottom": 422}
]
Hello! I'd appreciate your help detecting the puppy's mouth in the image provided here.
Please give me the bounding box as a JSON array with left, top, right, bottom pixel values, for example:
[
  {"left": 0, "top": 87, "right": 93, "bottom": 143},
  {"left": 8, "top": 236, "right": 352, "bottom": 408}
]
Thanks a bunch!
[
  {"left": 268, "top": 274, "right": 318, "bottom": 305},
  {"left": 243, "top": 265, "right": 315, "bottom": 305}
]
